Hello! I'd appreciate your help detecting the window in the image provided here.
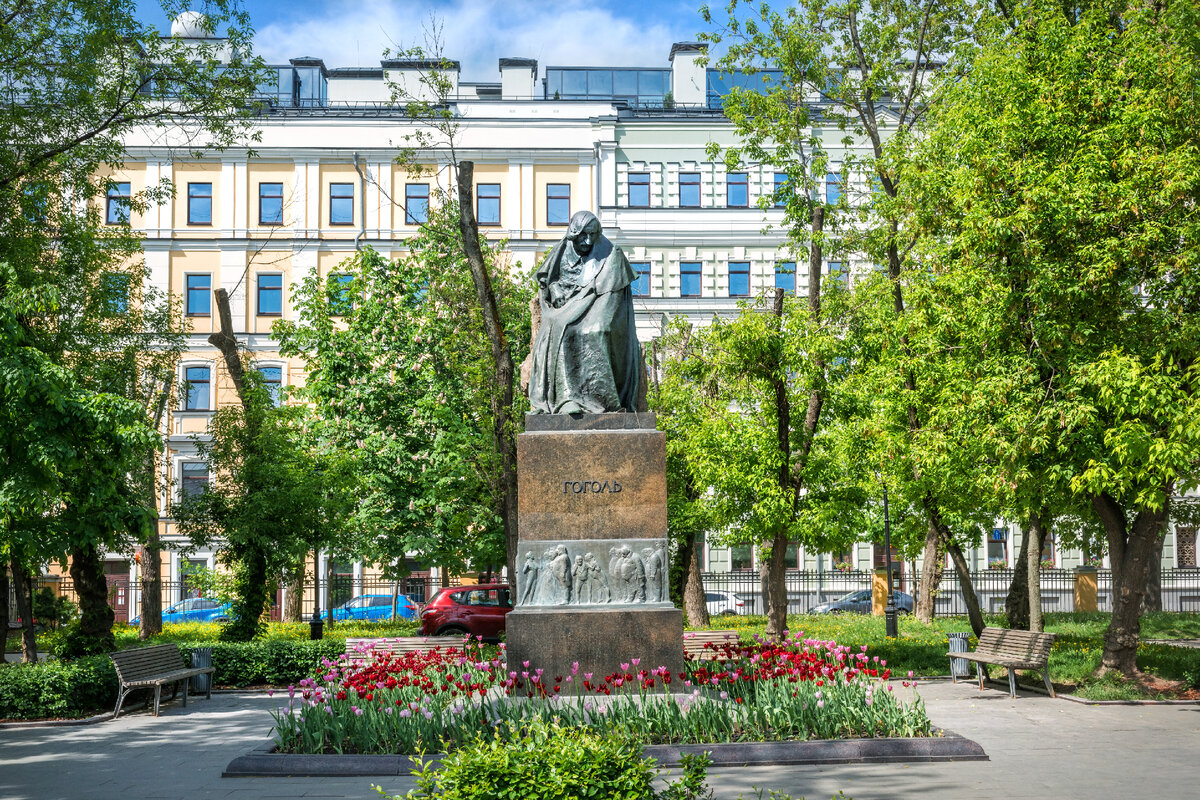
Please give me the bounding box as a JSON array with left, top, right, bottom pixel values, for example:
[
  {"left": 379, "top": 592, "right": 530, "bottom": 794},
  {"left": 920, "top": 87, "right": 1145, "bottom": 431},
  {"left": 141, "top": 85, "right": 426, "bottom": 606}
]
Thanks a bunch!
[
  {"left": 828, "top": 261, "right": 846, "bottom": 289},
  {"left": 476, "top": 183, "right": 501, "bottom": 226},
  {"left": 180, "top": 463, "right": 209, "bottom": 498},
  {"left": 784, "top": 541, "right": 801, "bottom": 569},
  {"left": 405, "top": 183, "right": 428, "bottom": 224},
  {"left": 728, "top": 261, "right": 750, "bottom": 297},
  {"left": 257, "top": 274, "right": 283, "bottom": 316},
  {"left": 774, "top": 172, "right": 790, "bottom": 208},
  {"left": 775, "top": 262, "right": 796, "bottom": 295},
  {"left": 102, "top": 273, "right": 129, "bottom": 314},
  {"left": 628, "top": 172, "right": 650, "bottom": 207},
  {"left": 180, "top": 557, "right": 207, "bottom": 599},
  {"left": 328, "top": 272, "right": 354, "bottom": 315},
  {"left": 726, "top": 172, "right": 748, "bottom": 207},
  {"left": 631, "top": 262, "right": 650, "bottom": 297},
  {"left": 257, "top": 365, "right": 282, "bottom": 406},
  {"left": 987, "top": 528, "right": 1008, "bottom": 569},
  {"left": 259, "top": 182, "right": 283, "bottom": 225},
  {"left": 183, "top": 366, "right": 210, "bottom": 410},
  {"left": 185, "top": 274, "right": 211, "bottom": 316},
  {"left": 826, "top": 171, "right": 842, "bottom": 204},
  {"left": 832, "top": 551, "right": 854, "bottom": 571},
  {"left": 1040, "top": 535, "right": 1056, "bottom": 568},
  {"left": 1177, "top": 527, "right": 1197, "bottom": 568},
  {"left": 731, "top": 545, "right": 754, "bottom": 571},
  {"left": 679, "top": 172, "right": 701, "bottom": 207},
  {"left": 546, "top": 184, "right": 570, "bottom": 225},
  {"left": 106, "top": 182, "right": 131, "bottom": 224},
  {"left": 187, "top": 182, "right": 212, "bottom": 225},
  {"left": 680, "top": 261, "right": 702, "bottom": 298},
  {"left": 330, "top": 183, "right": 354, "bottom": 225}
]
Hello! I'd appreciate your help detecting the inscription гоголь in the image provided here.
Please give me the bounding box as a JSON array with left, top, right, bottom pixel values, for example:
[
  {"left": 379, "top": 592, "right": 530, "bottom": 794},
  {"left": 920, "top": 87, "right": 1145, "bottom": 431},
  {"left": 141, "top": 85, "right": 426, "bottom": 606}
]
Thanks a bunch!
[{"left": 562, "top": 480, "right": 623, "bottom": 494}]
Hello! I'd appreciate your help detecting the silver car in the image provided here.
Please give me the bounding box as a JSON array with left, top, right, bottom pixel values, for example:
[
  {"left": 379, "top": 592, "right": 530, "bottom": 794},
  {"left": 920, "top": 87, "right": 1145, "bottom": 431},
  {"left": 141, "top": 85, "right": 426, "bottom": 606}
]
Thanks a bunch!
[{"left": 810, "top": 589, "right": 914, "bottom": 614}]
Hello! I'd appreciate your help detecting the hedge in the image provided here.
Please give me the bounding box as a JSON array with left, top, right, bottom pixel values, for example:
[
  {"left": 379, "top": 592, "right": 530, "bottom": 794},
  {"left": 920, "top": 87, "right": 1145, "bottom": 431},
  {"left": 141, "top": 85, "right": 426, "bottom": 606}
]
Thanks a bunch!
[{"left": 0, "top": 639, "right": 347, "bottom": 721}]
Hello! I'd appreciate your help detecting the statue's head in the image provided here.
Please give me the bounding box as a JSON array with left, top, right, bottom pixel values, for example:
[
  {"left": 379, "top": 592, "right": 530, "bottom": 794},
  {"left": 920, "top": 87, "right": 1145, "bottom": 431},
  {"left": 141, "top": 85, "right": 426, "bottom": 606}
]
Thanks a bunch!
[{"left": 566, "top": 210, "right": 602, "bottom": 257}]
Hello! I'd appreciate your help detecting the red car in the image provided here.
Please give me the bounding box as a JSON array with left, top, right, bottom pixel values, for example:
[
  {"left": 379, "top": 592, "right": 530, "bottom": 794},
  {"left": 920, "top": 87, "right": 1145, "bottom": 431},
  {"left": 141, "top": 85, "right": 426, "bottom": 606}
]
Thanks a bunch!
[{"left": 419, "top": 584, "right": 514, "bottom": 641}]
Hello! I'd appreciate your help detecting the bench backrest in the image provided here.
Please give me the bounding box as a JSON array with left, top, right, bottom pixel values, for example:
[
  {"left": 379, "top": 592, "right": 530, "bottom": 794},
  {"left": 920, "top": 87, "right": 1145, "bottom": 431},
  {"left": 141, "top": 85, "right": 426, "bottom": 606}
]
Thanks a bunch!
[
  {"left": 110, "top": 644, "right": 187, "bottom": 682},
  {"left": 976, "top": 627, "right": 1056, "bottom": 663},
  {"left": 343, "top": 637, "right": 463, "bottom": 666},
  {"left": 683, "top": 630, "right": 739, "bottom": 661}
]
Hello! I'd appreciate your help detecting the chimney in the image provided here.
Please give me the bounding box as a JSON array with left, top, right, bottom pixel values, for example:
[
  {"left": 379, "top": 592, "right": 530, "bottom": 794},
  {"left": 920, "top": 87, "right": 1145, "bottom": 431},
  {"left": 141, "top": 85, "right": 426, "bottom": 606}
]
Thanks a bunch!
[
  {"left": 499, "top": 58, "right": 538, "bottom": 100},
  {"left": 669, "top": 43, "right": 707, "bottom": 107}
]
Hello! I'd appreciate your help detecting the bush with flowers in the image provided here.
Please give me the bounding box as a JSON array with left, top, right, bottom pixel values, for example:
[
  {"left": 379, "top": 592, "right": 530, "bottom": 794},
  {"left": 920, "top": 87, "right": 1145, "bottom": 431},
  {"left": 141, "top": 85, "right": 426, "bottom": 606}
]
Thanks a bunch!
[{"left": 270, "top": 632, "right": 931, "bottom": 755}]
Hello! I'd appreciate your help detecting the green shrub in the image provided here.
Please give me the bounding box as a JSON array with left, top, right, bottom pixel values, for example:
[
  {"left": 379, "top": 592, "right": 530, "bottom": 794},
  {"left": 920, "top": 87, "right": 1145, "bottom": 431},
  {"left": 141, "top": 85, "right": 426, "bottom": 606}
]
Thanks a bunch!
[
  {"left": 0, "top": 656, "right": 118, "bottom": 720},
  {"left": 186, "top": 639, "right": 345, "bottom": 687},
  {"left": 381, "top": 720, "right": 711, "bottom": 800}
]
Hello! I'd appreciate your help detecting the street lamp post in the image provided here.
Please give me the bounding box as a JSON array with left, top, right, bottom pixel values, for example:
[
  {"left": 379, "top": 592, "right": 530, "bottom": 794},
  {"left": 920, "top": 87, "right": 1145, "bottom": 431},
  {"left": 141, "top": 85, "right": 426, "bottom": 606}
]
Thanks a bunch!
[{"left": 882, "top": 481, "right": 898, "bottom": 639}]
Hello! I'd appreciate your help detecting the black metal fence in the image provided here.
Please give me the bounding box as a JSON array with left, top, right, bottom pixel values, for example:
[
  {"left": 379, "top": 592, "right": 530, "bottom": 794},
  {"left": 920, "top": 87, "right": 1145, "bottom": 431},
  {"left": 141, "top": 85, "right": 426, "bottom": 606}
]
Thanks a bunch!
[
  {"left": 15, "top": 568, "right": 1200, "bottom": 625},
  {"left": 700, "top": 568, "right": 1200, "bottom": 617},
  {"left": 20, "top": 574, "right": 465, "bottom": 624}
]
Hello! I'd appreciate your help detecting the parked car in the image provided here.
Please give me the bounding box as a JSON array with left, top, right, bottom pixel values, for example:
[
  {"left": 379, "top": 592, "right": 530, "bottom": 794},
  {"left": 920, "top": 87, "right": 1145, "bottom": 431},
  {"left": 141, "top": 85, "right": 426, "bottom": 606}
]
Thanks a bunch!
[
  {"left": 331, "top": 593, "right": 418, "bottom": 621},
  {"left": 810, "top": 589, "right": 914, "bottom": 615},
  {"left": 419, "top": 584, "right": 513, "bottom": 641},
  {"left": 129, "top": 597, "right": 232, "bottom": 626},
  {"left": 706, "top": 590, "right": 748, "bottom": 616}
]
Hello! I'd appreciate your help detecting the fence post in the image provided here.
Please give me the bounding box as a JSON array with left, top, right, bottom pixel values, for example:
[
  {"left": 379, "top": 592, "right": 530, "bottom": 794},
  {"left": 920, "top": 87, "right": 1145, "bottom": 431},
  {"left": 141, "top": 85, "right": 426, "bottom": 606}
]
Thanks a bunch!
[
  {"left": 1074, "top": 566, "right": 1098, "bottom": 613},
  {"left": 871, "top": 568, "right": 888, "bottom": 616}
]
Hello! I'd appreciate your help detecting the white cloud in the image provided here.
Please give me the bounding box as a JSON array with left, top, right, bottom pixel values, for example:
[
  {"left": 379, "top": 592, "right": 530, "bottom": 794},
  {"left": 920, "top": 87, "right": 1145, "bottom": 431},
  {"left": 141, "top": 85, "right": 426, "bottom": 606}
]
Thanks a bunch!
[{"left": 251, "top": 0, "right": 702, "bottom": 79}]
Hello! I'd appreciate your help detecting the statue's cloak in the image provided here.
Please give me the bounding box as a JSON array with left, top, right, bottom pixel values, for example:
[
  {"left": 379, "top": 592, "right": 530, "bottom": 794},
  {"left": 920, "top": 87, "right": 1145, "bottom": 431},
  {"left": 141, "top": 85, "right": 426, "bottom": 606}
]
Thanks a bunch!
[{"left": 528, "top": 235, "right": 641, "bottom": 414}]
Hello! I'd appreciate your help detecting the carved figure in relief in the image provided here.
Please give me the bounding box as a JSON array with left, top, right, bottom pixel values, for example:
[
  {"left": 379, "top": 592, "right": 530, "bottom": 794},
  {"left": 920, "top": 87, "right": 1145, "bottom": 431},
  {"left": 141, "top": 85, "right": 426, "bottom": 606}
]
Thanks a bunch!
[
  {"left": 586, "top": 552, "right": 610, "bottom": 603},
  {"left": 607, "top": 545, "right": 646, "bottom": 603},
  {"left": 572, "top": 555, "right": 590, "bottom": 604},
  {"left": 542, "top": 545, "right": 572, "bottom": 605},
  {"left": 519, "top": 551, "right": 539, "bottom": 605},
  {"left": 642, "top": 546, "right": 665, "bottom": 603}
]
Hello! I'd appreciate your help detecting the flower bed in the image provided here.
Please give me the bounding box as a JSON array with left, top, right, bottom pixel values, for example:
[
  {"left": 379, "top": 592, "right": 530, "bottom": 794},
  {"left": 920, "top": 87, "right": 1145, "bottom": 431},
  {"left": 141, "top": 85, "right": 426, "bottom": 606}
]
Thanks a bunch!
[{"left": 271, "top": 633, "right": 932, "bottom": 755}]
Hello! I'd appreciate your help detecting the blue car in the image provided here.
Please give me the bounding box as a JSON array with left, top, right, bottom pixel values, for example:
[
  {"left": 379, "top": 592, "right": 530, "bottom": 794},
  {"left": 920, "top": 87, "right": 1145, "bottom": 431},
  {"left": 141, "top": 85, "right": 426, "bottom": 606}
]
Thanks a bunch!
[
  {"left": 129, "top": 597, "right": 232, "bottom": 626},
  {"left": 331, "top": 594, "right": 418, "bottom": 621}
]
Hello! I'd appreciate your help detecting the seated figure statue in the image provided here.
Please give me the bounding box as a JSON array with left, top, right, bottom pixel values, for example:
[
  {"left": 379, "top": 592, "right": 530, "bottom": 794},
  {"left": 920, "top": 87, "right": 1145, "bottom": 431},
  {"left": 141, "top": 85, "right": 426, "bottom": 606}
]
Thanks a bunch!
[{"left": 528, "top": 211, "right": 641, "bottom": 414}]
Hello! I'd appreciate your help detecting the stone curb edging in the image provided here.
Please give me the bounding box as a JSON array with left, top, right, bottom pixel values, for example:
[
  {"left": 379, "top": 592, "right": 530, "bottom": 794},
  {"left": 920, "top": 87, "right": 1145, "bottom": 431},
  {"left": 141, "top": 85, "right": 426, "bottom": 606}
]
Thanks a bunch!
[{"left": 221, "top": 730, "right": 988, "bottom": 778}]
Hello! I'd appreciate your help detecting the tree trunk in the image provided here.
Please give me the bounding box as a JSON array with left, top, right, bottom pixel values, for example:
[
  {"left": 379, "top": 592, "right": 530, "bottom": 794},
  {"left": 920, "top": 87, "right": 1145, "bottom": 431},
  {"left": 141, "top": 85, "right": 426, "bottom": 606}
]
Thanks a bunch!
[
  {"left": 915, "top": 520, "right": 944, "bottom": 623},
  {"left": 1142, "top": 525, "right": 1167, "bottom": 613},
  {"left": 139, "top": 535, "right": 163, "bottom": 640},
  {"left": 945, "top": 538, "right": 984, "bottom": 636},
  {"left": 765, "top": 529, "right": 790, "bottom": 639},
  {"left": 0, "top": 562, "right": 9, "bottom": 658},
  {"left": 1026, "top": 511, "right": 1049, "bottom": 633},
  {"left": 456, "top": 161, "right": 519, "bottom": 582},
  {"left": 1005, "top": 525, "right": 1031, "bottom": 630},
  {"left": 683, "top": 533, "right": 710, "bottom": 628},
  {"left": 283, "top": 561, "right": 304, "bottom": 623},
  {"left": 1093, "top": 492, "right": 1169, "bottom": 676},
  {"left": 68, "top": 542, "right": 116, "bottom": 653},
  {"left": 9, "top": 558, "right": 38, "bottom": 663}
]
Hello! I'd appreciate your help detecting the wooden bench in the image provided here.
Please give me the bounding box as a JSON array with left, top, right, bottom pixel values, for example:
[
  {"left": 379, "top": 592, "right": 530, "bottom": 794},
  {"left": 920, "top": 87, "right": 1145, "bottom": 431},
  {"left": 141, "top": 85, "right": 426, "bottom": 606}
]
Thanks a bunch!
[
  {"left": 683, "top": 630, "right": 740, "bottom": 662},
  {"left": 343, "top": 636, "right": 467, "bottom": 667},
  {"left": 948, "top": 627, "right": 1056, "bottom": 698},
  {"left": 110, "top": 644, "right": 214, "bottom": 718}
]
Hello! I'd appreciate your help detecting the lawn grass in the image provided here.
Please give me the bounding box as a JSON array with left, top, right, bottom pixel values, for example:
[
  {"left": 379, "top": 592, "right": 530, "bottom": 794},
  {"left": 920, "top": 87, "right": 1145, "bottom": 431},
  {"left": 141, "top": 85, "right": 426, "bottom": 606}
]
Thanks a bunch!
[{"left": 691, "top": 611, "right": 1200, "bottom": 700}]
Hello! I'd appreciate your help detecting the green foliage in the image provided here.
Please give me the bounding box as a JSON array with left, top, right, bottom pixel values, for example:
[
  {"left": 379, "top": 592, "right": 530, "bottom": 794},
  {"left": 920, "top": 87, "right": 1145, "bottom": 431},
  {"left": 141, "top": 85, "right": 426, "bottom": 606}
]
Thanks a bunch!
[
  {"left": 388, "top": 720, "right": 664, "bottom": 800},
  {"left": 32, "top": 587, "right": 76, "bottom": 631},
  {"left": 275, "top": 224, "right": 531, "bottom": 576},
  {"left": 187, "top": 639, "right": 345, "bottom": 687},
  {"left": 0, "top": 655, "right": 117, "bottom": 720}
]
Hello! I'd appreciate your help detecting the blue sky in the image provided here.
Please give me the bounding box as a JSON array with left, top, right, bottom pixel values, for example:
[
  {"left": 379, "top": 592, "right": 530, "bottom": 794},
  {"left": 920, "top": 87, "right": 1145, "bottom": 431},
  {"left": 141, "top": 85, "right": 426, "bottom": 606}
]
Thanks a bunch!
[{"left": 144, "top": 1, "right": 711, "bottom": 79}]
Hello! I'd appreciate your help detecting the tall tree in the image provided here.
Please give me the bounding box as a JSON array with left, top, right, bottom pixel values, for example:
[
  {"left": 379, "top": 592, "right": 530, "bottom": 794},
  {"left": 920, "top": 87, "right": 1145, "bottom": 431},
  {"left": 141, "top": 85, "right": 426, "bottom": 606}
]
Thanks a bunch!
[
  {"left": 902, "top": 0, "right": 1200, "bottom": 672},
  {"left": 275, "top": 235, "right": 531, "bottom": 582},
  {"left": 702, "top": 0, "right": 998, "bottom": 633}
]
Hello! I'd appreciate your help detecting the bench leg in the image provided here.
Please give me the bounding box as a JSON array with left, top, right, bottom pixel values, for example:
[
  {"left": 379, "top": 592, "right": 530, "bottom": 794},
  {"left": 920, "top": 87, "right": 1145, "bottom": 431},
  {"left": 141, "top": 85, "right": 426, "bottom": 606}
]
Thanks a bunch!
[
  {"left": 153, "top": 685, "right": 162, "bottom": 717},
  {"left": 1007, "top": 669, "right": 1017, "bottom": 698},
  {"left": 113, "top": 689, "right": 129, "bottom": 719},
  {"left": 976, "top": 662, "right": 985, "bottom": 691},
  {"left": 181, "top": 678, "right": 189, "bottom": 708},
  {"left": 1042, "top": 670, "right": 1056, "bottom": 698},
  {"left": 950, "top": 657, "right": 957, "bottom": 684}
]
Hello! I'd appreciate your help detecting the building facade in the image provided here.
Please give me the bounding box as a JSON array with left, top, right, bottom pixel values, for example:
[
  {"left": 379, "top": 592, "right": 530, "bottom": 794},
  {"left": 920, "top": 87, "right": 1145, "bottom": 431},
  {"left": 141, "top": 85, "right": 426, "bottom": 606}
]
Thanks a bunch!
[{"left": 69, "top": 15, "right": 1198, "bottom": 618}]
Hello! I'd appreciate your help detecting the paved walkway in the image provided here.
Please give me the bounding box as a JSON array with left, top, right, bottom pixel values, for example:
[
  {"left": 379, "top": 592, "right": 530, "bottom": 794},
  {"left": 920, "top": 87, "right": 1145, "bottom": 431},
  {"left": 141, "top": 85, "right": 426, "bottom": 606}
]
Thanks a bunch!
[{"left": 1, "top": 680, "right": 1197, "bottom": 800}]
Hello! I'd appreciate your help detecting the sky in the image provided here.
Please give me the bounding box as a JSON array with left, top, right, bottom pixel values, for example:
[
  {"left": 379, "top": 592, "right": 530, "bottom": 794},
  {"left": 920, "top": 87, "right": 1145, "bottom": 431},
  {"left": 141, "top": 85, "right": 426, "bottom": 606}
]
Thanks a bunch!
[{"left": 143, "top": 1, "right": 713, "bottom": 80}]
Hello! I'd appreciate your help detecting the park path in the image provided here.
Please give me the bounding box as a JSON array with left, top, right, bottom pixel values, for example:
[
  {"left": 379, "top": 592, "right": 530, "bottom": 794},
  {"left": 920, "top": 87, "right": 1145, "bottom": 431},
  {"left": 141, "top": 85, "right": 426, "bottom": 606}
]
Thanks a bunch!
[{"left": 0, "top": 680, "right": 1197, "bottom": 800}]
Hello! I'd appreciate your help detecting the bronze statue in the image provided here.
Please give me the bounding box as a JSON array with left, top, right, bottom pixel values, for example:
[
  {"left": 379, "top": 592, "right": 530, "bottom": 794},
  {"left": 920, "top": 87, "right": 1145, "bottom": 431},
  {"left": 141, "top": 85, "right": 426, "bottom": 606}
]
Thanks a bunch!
[{"left": 528, "top": 211, "right": 641, "bottom": 414}]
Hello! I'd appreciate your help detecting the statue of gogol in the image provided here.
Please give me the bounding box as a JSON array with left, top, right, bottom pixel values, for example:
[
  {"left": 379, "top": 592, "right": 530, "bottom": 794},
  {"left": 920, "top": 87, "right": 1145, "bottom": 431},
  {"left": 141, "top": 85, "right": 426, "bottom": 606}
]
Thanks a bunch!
[{"left": 528, "top": 211, "right": 641, "bottom": 414}]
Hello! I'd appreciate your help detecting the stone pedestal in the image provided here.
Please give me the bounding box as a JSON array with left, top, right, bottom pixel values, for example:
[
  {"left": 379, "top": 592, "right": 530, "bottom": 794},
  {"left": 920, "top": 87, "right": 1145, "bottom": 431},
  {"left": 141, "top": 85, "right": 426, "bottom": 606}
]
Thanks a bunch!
[{"left": 506, "top": 412, "right": 684, "bottom": 683}]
